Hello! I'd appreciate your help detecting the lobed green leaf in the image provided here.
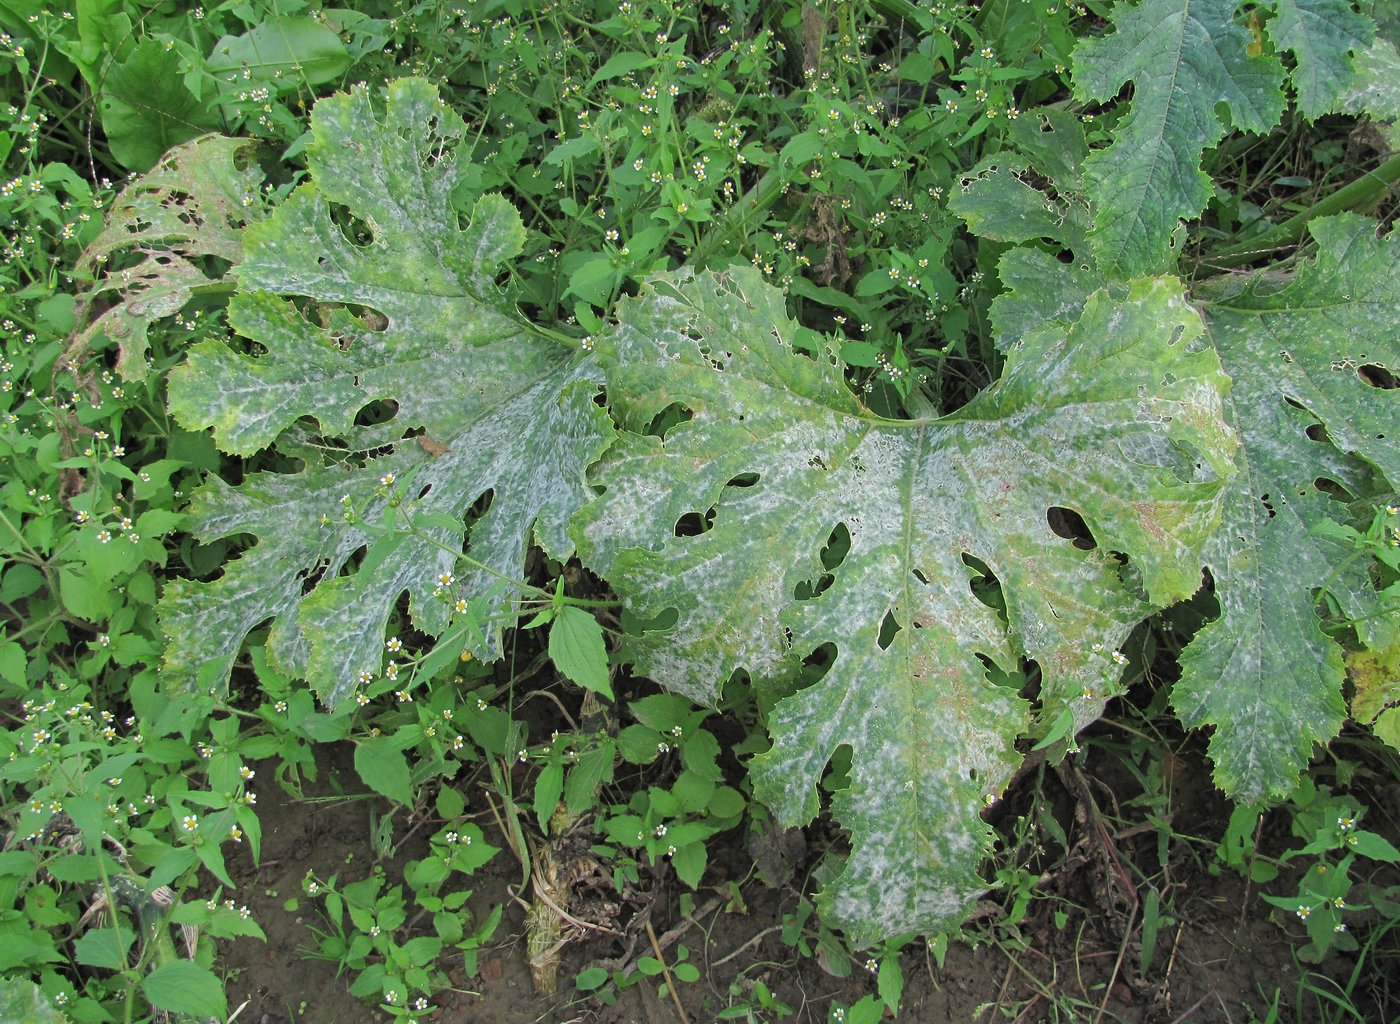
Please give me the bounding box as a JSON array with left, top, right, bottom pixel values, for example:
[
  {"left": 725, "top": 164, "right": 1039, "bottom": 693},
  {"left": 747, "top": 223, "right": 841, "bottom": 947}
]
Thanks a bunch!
[
  {"left": 1072, "top": 0, "right": 1285, "bottom": 275},
  {"left": 577, "top": 265, "right": 1234, "bottom": 942},
  {"left": 162, "top": 80, "right": 611, "bottom": 706}
]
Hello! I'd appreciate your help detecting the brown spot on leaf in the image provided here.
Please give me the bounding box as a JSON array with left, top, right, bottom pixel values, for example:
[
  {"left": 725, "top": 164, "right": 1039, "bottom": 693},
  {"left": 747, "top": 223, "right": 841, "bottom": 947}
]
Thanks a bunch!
[
  {"left": 1133, "top": 502, "right": 1165, "bottom": 542},
  {"left": 416, "top": 434, "right": 452, "bottom": 457}
]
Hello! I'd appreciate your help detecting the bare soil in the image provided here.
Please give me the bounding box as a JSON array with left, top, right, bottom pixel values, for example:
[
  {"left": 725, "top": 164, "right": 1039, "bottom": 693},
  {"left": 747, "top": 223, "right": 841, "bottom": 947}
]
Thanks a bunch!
[{"left": 217, "top": 736, "right": 1399, "bottom": 1024}]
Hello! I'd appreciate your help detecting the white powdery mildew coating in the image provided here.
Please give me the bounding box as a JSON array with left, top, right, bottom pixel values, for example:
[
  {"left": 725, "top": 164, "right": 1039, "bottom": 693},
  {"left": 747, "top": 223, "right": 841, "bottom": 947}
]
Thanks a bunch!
[
  {"left": 162, "top": 464, "right": 374, "bottom": 690},
  {"left": 1177, "top": 216, "right": 1399, "bottom": 802},
  {"left": 1340, "top": 38, "right": 1400, "bottom": 118},
  {"left": 285, "top": 356, "right": 610, "bottom": 705},
  {"left": 586, "top": 267, "right": 1234, "bottom": 940},
  {"left": 162, "top": 80, "right": 611, "bottom": 705}
]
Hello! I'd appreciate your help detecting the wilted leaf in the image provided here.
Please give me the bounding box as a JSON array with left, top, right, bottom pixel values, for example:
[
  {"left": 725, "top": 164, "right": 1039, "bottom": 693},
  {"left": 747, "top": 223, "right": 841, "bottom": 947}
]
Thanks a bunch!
[
  {"left": 162, "top": 80, "right": 611, "bottom": 706},
  {"left": 69, "top": 135, "right": 263, "bottom": 380},
  {"left": 1348, "top": 640, "right": 1400, "bottom": 733},
  {"left": 576, "top": 265, "right": 1233, "bottom": 942}
]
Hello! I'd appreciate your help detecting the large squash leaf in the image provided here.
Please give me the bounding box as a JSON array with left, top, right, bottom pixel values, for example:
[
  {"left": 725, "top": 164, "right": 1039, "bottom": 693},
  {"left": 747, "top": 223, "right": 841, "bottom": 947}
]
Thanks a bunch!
[
  {"left": 983, "top": 216, "right": 1398, "bottom": 808},
  {"left": 161, "top": 80, "right": 610, "bottom": 705},
  {"left": 0, "top": 977, "right": 64, "bottom": 1024},
  {"left": 1175, "top": 215, "right": 1400, "bottom": 804},
  {"left": 576, "top": 266, "right": 1234, "bottom": 943},
  {"left": 1265, "top": 0, "right": 1374, "bottom": 116},
  {"left": 1072, "top": 0, "right": 1285, "bottom": 275}
]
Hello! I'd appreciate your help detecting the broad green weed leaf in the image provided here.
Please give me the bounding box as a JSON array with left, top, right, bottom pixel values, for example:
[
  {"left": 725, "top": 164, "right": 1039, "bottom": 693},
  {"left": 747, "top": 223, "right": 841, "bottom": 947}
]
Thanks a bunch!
[
  {"left": 1072, "top": 0, "right": 1285, "bottom": 275},
  {"left": 1266, "top": 0, "right": 1373, "bottom": 116},
  {"left": 97, "top": 38, "right": 220, "bottom": 172},
  {"left": 207, "top": 16, "right": 352, "bottom": 88},
  {"left": 141, "top": 961, "right": 228, "bottom": 1020},
  {"left": 355, "top": 736, "right": 414, "bottom": 806},
  {"left": 1175, "top": 216, "right": 1400, "bottom": 804},
  {"left": 549, "top": 606, "right": 613, "bottom": 698},
  {"left": 71, "top": 135, "right": 263, "bottom": 380},
  {"left": 73, "top": 928, "right": 132, "bottom": 970},
  {"left": 576, "top": 266, "right": 1233, "bottom": 942},
  {"left": 162, "top": 80, "right": 611, "bottom": 706}
]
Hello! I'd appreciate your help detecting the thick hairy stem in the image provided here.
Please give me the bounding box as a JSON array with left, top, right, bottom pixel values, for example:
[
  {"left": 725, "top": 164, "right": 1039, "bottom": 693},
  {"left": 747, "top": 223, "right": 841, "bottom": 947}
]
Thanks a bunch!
[{"left": 1204, "top": 152, "right": 1400, "bottom": 269}]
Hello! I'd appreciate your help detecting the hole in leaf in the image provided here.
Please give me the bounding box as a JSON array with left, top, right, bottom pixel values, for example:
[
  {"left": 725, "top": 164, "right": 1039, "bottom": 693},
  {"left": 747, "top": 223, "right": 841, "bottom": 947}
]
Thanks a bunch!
[
  {"left": 328, "top": 203, "right": 374, "bottom": 249},
  {"left": 673, "top": 508, "right": 716, "bottom": 536},
  {"left": 645, "top": 403, "right": 693, "bottom": 439},
  {"left": 821, "top": 523, "right": 851, "bottom": 571},
  {"left": 794, "top": 574, "right": 834, "bottom": 601},
  {"left": 1358, "top": 363, "right": 1397, "bottom": 389},
  {"left": 458, "top": 489, "right": 492, "bottom": 531},
  {"left": 802, "top": 642, "right": 837, "bottom": 673},
  {"left": 620, "top": 605, "right": 679, "bottom": 634},
  {"left": 794, "top": 574, "right": 835, "bottom": 601},
  {"left": 1259, "top": 493, "right": 1277, "bottom": 519},
  {"left": 823, "top": 743, "right": 853, "bottom": 795},
  {"left": 299, "top": 559, "right": 331, "bottom": 596},
  {"left": 963, "top": 554, "right": 1004, "bottom": 615},
  {"left": 1046, "top": 506, "right": 1096, "bottom": 550},
  {"left": 726, "top": 473, "right": 760, "bottom": 489},
  {"left": 877, "top": 611, "right": 902, "bottom": 650},
  {"left": 1113, "top": 553, "right": 1149, "bottom": 603},
  {"left": 1306, "top": 422, "right": 1328, "bottom": 442},
  {"left": 355, "top": 399, "right": 400, "bottom": 427},
  {"left": 1314, "top": 477, "right": 1347, "bottom": 499},
  {"left": 342, "top": 303, "right": 389, "bottom": 331},
  {"left": 794, "top": 524, "right": 850, "bottom": 601},
  {"left": 912, "top": 567, "right": 929, "bottom": 584},
  {"left": 768, "top": 642, "right": 839, "bottom": 704}
]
